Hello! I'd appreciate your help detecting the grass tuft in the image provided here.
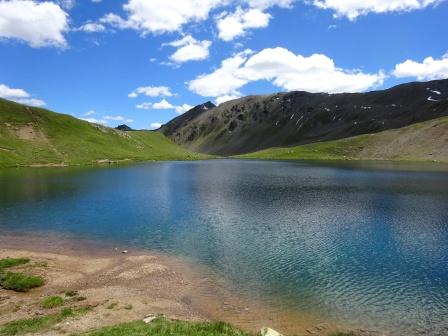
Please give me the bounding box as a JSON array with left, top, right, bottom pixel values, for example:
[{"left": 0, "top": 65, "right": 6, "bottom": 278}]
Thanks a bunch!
[
  {"left": 41, "top": 296, "right": 64, "bottom": 309},
  {"left": 83, "top": 317, "right": 252, "bottom": 336},
  {"left": 0, "top": 258, "right": 29, "bottom": 271},
  {"left": 0, "top": 307, "right": 91, "bottom": 336},
  {"left": 0, "top": 308, "right": 71, "bottom": 336},
  {"left": 0, "top": 272, "right": 44, "bottom": 292}
]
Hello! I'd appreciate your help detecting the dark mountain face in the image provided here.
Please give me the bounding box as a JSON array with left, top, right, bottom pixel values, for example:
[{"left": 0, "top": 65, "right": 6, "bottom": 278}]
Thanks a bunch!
[
  {"left": 116, "top": 124, "right": 134, "bottom": 131},
  {"left": 160, "top": 79, "right": 448, "bottom": 155},
  {"left": 160, "top": 101, "right": 215, "bottom": 137}
]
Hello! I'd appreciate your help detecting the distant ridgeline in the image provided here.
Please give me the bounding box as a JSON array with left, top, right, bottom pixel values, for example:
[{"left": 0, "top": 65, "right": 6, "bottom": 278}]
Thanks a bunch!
[
  {"left": 160, "top": 79, "right": 448, "bottom": 158},
  {"left": 1, "top": 79, "right": 448, "bottom": 167}
]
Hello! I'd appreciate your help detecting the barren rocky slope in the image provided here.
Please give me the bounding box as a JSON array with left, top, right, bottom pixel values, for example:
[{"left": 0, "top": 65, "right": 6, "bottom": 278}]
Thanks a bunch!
[{"left": 160, "top": 79, "right": 448, "bottom": 156}]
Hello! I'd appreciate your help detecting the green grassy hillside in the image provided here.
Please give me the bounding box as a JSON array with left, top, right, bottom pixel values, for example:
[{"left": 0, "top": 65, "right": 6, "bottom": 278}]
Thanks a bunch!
[
  {"left": 0, "top": 99, "right": 209, "bottom": 168},
  {"left": 238, "top": 116, "right": 448, "bottom": 163}
]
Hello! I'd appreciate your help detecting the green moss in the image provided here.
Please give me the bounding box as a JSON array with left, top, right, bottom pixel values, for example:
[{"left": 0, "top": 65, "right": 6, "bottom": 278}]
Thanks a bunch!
[
  {"left": 0, "top": 272, "right": 44, "bottom": 292},
  {"left": 41, "top": 296, "right": 64, "bottom": 309},
  {"left": 82, "top": 317, "right": 252, "bottom": 336},
  {"left": 0, "top": 307, "right": 89, "bottom": 336}
]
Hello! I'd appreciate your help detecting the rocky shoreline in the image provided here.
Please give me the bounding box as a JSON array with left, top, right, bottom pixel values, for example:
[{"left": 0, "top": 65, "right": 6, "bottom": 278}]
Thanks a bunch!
[{"left": 0, "top": 233, "right": 381, "bottom": 336}]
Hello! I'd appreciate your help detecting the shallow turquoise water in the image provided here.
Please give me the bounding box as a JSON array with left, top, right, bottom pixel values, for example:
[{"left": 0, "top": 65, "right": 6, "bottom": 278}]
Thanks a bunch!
[{"left": 1, "top": 160, "right": 447, "bottom": 335}]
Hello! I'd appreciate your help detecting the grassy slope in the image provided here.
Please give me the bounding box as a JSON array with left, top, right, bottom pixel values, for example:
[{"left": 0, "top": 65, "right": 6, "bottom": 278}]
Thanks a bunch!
[
  {"left": 238, "top": 116, "right": 448, "bottom": 163},
  {"left": 0, "top": 99, "right": 209, "bottom": 168}
]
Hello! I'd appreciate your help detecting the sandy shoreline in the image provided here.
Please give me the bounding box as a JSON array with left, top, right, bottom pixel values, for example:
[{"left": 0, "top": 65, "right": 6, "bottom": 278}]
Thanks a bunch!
[{"left": 0, "top": 232, "right": 368, "bottom": 336}]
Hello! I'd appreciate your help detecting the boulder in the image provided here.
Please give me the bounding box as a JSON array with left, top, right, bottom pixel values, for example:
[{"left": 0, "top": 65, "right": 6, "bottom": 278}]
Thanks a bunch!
[
  {"left": 143, "top": 314, "right": 157, "bottom": 324},
  {"left": 260, "top": 327, "right": 283, "bottom": 336}
]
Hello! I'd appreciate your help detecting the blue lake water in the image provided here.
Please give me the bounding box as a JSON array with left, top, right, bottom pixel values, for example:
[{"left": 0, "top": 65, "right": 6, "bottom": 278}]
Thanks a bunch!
[{"left": 1, "top": 160, "right": 448, "bottom": 335}]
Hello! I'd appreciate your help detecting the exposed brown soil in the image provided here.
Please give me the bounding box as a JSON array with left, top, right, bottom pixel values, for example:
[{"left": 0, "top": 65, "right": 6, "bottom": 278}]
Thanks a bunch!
[{"left": 10, "top": 124, "right": 48, "bottom": 143}]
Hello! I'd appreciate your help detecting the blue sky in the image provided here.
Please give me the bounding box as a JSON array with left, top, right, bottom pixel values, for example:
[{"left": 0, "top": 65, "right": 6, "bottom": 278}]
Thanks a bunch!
[{"left": 1, "top": 0, "right": 447, "bottom": 130}]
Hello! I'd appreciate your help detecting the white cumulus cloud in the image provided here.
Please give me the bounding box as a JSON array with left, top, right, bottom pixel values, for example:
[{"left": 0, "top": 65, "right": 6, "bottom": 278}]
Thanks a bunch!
[
  {"left": 57, "top": 0, "right": 75, "bottom": 10},
  {"left": 104, "top": 115, "right": 134, "bottom": 123},
  {"left": 0, "top": 84, "right": 29, "bottom": 99},
  {"left": 149, "top": 122, "right": 162, "bottom": 130},
  {"left": 189, "top": 47, "right": 385, "bottom": 98},
  {"left": 136, "top": 100, "right": 193, "bottom": 114},
  {"left": 246, "top": 0, "right": 295, "bottom": 9},
  {"left": 393, "top": 53, "right": 448, "bottom": 80},
  {"left": 0, "top": 0, "right": 69, "bottom": 48},
  {"left": 216, "top": 7, "right": 271, "bottom": 41},
  {"left": 189, "top": 50, "right": 251, "bottom": 97},
  {"left": 216, "top": 94, "right": 241, "bottom": 105},
  {"left": 136, "top": 99, "right": 174, "bottom": 110},
  {"left": 136, "top": 102, "right": 152, "bottom": 109},
  {"left": 310, "top": 0, "right": 444, "bottom": 20},
  {"left": 101, "top": 0, "right": 226, "bottom": 35},
  {"left": 165, "top": 35, "right": 212, "bottom": 63},
  {"left": 152, "top": 99, "right": 175, "bottom": 109},
  {"left": 0, "top": 84, "right": 46, "bottom": 106},
  {"left": 128, "top": 86, "right": 173, "bottom": 98},
  {"left": 76, "top": 22, "right": 106, "bottom": 33},
  {"left": 175, "top": 104, "right": 194, "bottom": 114}
]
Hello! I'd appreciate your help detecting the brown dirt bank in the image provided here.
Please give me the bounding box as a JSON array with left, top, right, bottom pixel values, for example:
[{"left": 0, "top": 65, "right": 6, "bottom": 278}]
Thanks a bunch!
[{"left": 0, "top": 233, "right": 377, "bottom": 336}]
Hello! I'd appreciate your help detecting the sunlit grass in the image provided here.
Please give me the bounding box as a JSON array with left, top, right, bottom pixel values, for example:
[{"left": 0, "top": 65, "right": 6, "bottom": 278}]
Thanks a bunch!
[
  {"left": 0, "top": 272, "right": 44, "bottom": 292},
  {"left": 83, "top": 318, "right": 253, "bottom": 336},
  {"left": 41, "top": 296, "right": 64, "bottom": 309},
  {"left": 0, "top": 307, "right": 90, "bottom": 336}
]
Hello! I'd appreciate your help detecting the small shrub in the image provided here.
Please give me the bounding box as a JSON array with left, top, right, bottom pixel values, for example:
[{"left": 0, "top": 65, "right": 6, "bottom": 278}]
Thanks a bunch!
[
  {"left": 0, "top": 272, "right": 44, "bottom": 292},
  {"left": 41, "top": 296, "right": 64, "bottom": 309},
  {"left": 60, "top": 308, "right": 73, "bottom": 317}
]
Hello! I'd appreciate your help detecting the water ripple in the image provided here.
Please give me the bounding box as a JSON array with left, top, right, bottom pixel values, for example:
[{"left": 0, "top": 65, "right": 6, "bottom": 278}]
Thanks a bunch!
[{"left": 1, "top": 160, "right": 448, "bottom": 335}]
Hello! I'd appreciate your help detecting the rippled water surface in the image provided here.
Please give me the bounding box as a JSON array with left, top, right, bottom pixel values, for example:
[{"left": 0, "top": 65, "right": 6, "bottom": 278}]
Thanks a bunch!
[{"left": 1, "top": 160, "right": 448, "bottom": 335}]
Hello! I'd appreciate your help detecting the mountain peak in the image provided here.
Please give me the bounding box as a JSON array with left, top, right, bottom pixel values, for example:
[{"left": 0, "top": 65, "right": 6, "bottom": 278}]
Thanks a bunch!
[{"left": 115, "top": 124, "right": 134, "bottom": 131}]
